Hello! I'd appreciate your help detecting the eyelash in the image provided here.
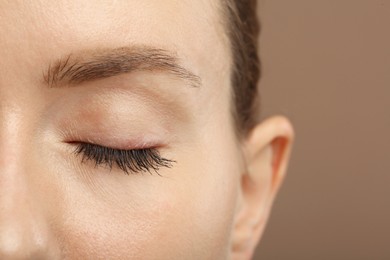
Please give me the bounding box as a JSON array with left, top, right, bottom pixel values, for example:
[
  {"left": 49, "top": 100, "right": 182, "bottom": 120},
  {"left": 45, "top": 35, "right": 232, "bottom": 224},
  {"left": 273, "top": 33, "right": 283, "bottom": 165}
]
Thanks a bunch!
[{"left": 73, "top": 142, "right": 175, "bottom": 175}]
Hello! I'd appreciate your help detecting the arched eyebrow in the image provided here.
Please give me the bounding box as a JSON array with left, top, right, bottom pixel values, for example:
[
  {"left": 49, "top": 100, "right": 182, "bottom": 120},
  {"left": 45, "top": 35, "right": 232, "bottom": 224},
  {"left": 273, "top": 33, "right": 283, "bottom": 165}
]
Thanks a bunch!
[{"left": 43, "top": 46, "right": 202, "bottom": 88}]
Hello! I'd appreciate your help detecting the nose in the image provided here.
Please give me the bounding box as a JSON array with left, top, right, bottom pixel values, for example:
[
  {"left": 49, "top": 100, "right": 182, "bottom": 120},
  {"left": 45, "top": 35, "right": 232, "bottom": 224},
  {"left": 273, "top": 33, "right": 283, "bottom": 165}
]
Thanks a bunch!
[
  {"left": 0, "top": 111, "right": 59, "bottom": 260},
  {"left": 0, "top": 165, "right": 59, "bottom": 260}
]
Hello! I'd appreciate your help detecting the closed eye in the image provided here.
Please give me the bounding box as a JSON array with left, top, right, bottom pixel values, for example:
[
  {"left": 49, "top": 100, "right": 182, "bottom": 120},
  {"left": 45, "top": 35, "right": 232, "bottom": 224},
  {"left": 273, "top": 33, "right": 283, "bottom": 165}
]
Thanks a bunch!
[{"left": 72, "top": 142, "right": 175, "bottom": 175}]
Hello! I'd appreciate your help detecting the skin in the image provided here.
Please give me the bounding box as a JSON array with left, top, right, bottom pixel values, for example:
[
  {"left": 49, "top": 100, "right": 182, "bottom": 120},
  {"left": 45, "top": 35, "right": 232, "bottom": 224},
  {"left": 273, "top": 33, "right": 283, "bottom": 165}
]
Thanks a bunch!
[{"left": 0, "top": 1, "right": 294, "bottom": 259}]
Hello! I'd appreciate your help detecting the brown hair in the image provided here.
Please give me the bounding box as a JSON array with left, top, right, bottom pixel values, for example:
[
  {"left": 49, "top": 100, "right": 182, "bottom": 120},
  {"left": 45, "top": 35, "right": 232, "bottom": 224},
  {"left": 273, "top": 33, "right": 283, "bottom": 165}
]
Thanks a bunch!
[{"left": 224, "top": 0, "right": 261, "bottom": 136}]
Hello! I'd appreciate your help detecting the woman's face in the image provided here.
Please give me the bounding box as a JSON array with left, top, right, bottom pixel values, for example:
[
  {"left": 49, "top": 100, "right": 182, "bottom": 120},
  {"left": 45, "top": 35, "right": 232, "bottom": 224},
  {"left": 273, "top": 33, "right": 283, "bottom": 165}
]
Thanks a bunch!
[
  {"left": 0, "top": 1, "right": 293, "bottom": 259},
  {"left": 0, "top": 1, "right": 242, "bottom": 259}
]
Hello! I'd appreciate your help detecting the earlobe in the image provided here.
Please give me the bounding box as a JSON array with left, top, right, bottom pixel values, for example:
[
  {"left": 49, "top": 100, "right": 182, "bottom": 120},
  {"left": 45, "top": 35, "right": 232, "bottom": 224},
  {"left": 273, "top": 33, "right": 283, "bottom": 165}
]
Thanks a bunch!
[{"left": 231, "top": 116, "right": 294, "bottom": 260}]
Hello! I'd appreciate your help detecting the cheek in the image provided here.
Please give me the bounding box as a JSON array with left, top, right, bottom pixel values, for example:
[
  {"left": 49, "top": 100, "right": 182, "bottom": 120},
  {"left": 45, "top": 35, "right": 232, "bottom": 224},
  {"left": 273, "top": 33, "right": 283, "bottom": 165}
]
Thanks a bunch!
[
  {"left": 57, "top": 198, "right": 178, "bottom": 259},
  {"left": 53, "top": 180, "right": 180, "bottom": 259},
  {"left": 50, "top": 144, "right": 240, "bottom": 260}
]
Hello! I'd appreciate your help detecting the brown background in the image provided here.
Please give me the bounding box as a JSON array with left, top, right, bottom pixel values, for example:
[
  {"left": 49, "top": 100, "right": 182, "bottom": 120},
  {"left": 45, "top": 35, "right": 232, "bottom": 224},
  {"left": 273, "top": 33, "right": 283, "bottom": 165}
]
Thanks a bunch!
[{"left": 253, "top": 1, "right": 390, "bottom": 259}]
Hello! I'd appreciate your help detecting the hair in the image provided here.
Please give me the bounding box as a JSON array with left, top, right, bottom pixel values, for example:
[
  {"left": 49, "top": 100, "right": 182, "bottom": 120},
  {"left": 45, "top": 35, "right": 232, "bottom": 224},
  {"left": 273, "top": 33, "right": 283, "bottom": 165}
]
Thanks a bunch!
[{"left": 224, "top": 0, "right": 261, "bottom": 137}]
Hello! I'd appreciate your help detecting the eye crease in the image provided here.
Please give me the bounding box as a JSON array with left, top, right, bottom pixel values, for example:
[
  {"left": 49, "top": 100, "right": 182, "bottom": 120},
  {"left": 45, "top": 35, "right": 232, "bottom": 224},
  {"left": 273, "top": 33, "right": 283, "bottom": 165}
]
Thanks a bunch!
[{"left": 72, "top": 142, "right": 175, "bottom": 175}]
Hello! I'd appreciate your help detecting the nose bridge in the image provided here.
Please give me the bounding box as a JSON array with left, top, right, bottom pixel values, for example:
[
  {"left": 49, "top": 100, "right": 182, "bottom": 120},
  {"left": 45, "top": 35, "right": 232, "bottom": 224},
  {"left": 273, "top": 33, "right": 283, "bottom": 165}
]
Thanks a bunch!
[
  {"left": 0, "top": 104, "right": 29, "bottom": 176},
  {"left": 0, "top": 107, "right": 57, "bottom": 259}
]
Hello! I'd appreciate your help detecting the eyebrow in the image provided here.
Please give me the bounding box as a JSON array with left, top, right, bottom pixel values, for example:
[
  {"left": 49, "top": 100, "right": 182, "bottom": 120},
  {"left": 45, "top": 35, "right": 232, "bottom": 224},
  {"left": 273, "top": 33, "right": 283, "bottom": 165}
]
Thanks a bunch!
[{"left": 43, "top": 46, "right": 202, "bottom": 88}]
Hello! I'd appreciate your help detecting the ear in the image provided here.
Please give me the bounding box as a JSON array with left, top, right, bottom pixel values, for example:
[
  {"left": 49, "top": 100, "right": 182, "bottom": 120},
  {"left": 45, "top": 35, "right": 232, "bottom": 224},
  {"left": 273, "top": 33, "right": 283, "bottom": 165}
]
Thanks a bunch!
[{"left": 231, "top": 116, "right": 294, "bottom": 260}]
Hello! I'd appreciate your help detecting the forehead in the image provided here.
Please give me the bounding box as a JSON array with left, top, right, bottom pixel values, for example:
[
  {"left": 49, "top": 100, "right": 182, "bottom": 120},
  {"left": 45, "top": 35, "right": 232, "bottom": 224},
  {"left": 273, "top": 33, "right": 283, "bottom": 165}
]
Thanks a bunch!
[{"left": 0, "top": 0, "right": 230, "bottom": 88}]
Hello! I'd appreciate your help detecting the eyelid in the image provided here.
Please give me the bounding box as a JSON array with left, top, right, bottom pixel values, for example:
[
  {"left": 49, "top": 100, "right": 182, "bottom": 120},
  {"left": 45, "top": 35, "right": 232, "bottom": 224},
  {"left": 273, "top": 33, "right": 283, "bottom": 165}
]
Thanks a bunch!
[{"left": 72, "top": 142, "right": 175, "bottom": 175}]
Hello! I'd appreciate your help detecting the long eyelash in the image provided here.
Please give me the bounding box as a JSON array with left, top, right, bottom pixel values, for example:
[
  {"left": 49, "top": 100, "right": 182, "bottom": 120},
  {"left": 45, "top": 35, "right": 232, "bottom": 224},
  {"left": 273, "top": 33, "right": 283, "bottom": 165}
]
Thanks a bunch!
[{"left": 73, "top": 142, "right": 175, "bottom": 175}]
